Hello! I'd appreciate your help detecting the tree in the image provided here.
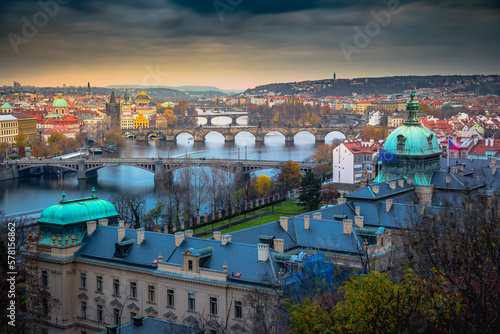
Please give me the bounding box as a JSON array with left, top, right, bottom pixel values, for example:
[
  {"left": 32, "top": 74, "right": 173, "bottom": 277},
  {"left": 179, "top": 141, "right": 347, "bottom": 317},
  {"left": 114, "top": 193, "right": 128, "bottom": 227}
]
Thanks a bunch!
[
  {"left": 276, "top": 160, "right": 302, "bottom": 194},
  {"left": 164, "top": 109, "right": 178, "bottom": 126},
  {"left": 312, "top": 143, "right": 335, "bottom": 163},
  {"left": 358, "top": 125, "right": 388, "bottom": 141},
  {"left": 298, "top": 171, "right": 322, "bottom": 211},
  {"left": 16, "top": 133, "right": 29, "bottom": 148},
  {"left": 313, "top": 163, "right": 330, "bottom": 181},
  {"left": 145, "top": 201, "right": 166, "bottom": 231},
  {"left": 75, "top": 131, "right": 87, "bottom": 148},
  {"left": 404, "top": 194, "right": 500, "bottom": 333},
  {"left": 104, "top": 127, "right": 125, "bottom": 147},
  {"left": 419, "top": 102, "right": 433, "bottom": 114},
  {"left": 320, "top": 183, "right": 340, "bottom": 205},
  {"left": 255, "top": 174, "right": 275, "bottom": 197},
  {"left": 109, "top": 193, "right": 146, "bottom": 229}
]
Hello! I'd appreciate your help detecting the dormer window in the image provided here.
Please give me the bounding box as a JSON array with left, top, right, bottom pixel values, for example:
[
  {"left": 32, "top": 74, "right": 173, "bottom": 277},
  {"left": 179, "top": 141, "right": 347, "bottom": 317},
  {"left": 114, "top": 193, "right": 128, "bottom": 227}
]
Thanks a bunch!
[
  {"left": 397, "top": 135, "right": 406, "bottom": 151},
  {"left": 427, "top": 134, "right": 434, "bottom": 148},
  {"left": 188, "top": 260, "right": 193, "bottom": 271}
]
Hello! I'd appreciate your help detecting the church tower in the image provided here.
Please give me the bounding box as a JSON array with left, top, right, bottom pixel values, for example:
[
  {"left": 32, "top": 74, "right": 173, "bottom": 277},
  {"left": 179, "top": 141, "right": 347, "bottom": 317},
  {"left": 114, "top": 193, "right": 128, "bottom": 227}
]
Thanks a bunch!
[
  {"left": 105, "top": 90, "right": 121, "bottom": 128},
  {"left": 375, "top": 92, "right": 442, "bottom": 186}
]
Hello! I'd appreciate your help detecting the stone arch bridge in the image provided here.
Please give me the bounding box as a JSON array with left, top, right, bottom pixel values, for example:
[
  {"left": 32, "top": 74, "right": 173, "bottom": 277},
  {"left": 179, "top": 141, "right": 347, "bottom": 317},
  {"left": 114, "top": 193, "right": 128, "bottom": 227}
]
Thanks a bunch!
[
  {"left": 124, "top": 126, "right": 353, "bottom": 143},
  {"left": 10, "top": 158, "right": 315, "bottom": 185}
]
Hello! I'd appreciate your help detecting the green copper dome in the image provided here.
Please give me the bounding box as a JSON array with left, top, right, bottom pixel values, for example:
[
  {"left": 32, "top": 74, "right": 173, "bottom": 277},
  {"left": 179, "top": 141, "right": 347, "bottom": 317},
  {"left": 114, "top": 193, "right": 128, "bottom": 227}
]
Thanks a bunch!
[
  {"left": 383, "top": 92, "right": 441, "bottom": 156},
  {"left": 1, "top": 102, "right": 13, "bottom": 109},
  {"left": 39, "top": 191, "right": 118, "bottom": 225},
  {"left": 52, "top": 93, "right": 69, "bottom": 108}
]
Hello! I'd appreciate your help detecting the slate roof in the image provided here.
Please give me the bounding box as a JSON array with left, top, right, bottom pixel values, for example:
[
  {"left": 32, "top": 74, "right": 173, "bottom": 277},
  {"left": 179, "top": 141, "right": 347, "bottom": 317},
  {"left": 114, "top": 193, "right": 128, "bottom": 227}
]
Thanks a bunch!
[
  {"left": 346, "top": 178, "right": 415, "bottom": 201},
  {"left": 76, "top": 226, "right": 277, "bottom": 286}
]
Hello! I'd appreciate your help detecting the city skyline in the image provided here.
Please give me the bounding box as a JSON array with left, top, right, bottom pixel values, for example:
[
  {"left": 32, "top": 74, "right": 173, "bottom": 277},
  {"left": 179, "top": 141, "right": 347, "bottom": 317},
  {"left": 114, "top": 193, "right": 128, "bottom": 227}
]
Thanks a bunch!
[{"left": 0, "top": 0, "right": 499, "bottom": 90}]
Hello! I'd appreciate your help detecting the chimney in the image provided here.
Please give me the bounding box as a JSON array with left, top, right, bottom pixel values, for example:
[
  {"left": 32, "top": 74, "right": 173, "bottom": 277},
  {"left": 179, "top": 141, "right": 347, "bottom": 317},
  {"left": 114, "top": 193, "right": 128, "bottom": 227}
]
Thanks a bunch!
[
  {"left": 372, "top": 186, "right": 379, "bottom": 194},
  {"left": 386, "top": 199, "right": 393, "bottom": 212},
  {"left": 492, "top": 157, "right": 497, "bottom": 164},
  {"left": 106, "top": 325, "right": 118, "bottom": 334},
  {"left": 312, "top": 212, "right": 322, "bottom": 220},
  {"left": 493, "top": 166, "right": 497, "bottom": 175},
  {"left": 185, "top": 229, "right": 193, "bottom": 238},
  {"left": 98, "top": 219, "right": 108, "bottom": 226},
  {"left": 343, "top": 220, "right": 352, "bottom": 234},
  {"left": 117, "top": 223, "right": 126, "bottom": 242},
  {"left": 406, "top": 178, "right": 412, "bottom": 185},
  {"left": 221, "top": 234, "right": 232, "bottom": 246},
  {"left": 419, "top": 202, "right": 426, "bottom": 215},
  {"left": 280, "top": 217, "right": 288, "bottom": 232},
  {"left": 450, "top": 167, "right": 458, "bottom": 173},
  {"left": 273, "top": 239, "right": 284, "bottom": 253},
  {"left": 446, "top": 176, "right": 451, "bottom": 184},
  {"left": 175, "top": 232, "right": 184, "bottom": 247},
  {"left": 136, "top": 228, "right": 145, "bottom": 245},
  {"left": 87, "top": 221, "right": 96, "bottom": 235},
  {"left": 459, "top": 165, "right": 464, "bottom": 172},
  {"left": 389, "top": 181, "right": 396, "bottom": 190},
  {"left": 398, "top": 179, "right": 405, "bottom": 187},
  {"left": 354, "top": 216, "right": 364, "bottom": 228},
  {"left": 337, "top": 198, "right": 346, "bottom": 205},
  {"left": 213, "top": 231, "right": 221, "bottom": 240},
  {"left": 304, "top": 215, "right": 310, "bottom": 230},
  {"left": 133, "top": 316, "right": 144, "bottom": 327},
  {"left": 257, "top": 243, "right": 269, "bottom": 262},
  {"left": 355, "top": 206, "right": 361, "bottom": 216}
]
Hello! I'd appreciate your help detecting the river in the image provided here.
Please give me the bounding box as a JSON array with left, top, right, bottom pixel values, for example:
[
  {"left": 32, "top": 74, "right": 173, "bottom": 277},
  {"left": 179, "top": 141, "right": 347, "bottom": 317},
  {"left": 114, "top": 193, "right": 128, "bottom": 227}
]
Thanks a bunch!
[{"left": 0, "top": 131, "right": 344, "bottom": 217}]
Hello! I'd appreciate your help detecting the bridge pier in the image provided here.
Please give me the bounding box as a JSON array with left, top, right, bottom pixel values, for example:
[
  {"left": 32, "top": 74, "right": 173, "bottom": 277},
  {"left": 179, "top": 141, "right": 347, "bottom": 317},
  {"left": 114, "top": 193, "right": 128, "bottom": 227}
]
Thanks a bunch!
[
  {"left": 255, "top": 133, "right": 265, "bottom": 143},
  {"left": 285, "top": 134, "right": 294, "bottom": 143},
  {"left": 315, "top": 134, "right": 325, "bottom": 143},
  {"left": 154, "top": 161, "right": 164, "bottom": 182},
  {"left": 165, "top": 135, "right": 176, "bottom": 142},
  {"left": 10, "top": 162, "right": 19, "bottom": 179},
  {"left": 194, "top": 133, "right": 205, "bottom": 142},
  {"left": 78, "top": 160, "right": 98, "bottom": 180},
  {"left": 224, "top": 134, "right": 235, "bottom": 142}
]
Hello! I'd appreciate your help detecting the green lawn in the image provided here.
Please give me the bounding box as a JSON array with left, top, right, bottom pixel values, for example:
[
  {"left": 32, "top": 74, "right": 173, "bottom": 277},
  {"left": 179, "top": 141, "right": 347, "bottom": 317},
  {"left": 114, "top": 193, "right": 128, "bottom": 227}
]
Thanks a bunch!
[
  {"left": 202, "top": 213, "right": 293, "bottom": 238},
  {"left": 192, "top": 200, "right": 306, "bottom": 235}
]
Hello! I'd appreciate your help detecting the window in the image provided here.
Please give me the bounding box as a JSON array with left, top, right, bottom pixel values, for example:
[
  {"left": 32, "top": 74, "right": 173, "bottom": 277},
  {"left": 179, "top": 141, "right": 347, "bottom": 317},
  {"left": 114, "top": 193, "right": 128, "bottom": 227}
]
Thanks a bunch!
[
  {"left": 42, "top": 298, "right": 49, "bottom": 317},
  {"left": 167, "top": 289, "right": 175, "bottom": 307},
  {"left": 210, "top": 297, "right": 217, "bottom": 315},
  {"left": 397, "top": 135, "right": 406, "bottom": 151},
  {"left": 235, "top": 301, "right": 242, "bottom": 318},
  {"left": 42, "top": 271, "right": 48, "bottom": 287},
  {"left": 81, "top": 302, "right": 87, "bottom": 319},
  {"left": 113, "top": 279, "right": 120, "bottom": 295},
  {"left": 81, "top": 273, "right": 86, "bottom": 289},
  {"left": 188, "top": 293, "right": 196, "bottom": 311},
  {"left": 97, "top": 305, "right": 103, "bottom": 322},
  {"left": 130, "top": 282, "right": 137, "bottom": 299},
  {"left": 148, "top": 285, "right": 155, "bottom": 303},
  {"left": 188, "top": 260, "right": 193, "bottom": 271},
  {"left": 96, "top": 276, "right": 102, "bottom": 292},
  {"left": 114, "top": 308, "right": 120, "bottom": 325}
]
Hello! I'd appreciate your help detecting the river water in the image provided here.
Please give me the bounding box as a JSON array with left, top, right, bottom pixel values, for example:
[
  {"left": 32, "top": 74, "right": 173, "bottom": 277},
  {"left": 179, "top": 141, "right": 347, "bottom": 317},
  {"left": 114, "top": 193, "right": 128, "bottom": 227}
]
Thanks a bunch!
[{"left": 0, "top": 131, "right": 345, "bottom": 216}]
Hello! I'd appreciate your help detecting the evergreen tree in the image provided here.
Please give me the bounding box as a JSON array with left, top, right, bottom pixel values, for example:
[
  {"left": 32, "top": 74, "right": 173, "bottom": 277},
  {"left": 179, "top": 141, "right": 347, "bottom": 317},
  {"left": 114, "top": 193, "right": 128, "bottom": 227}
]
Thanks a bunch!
[{"left": 298, "top": 171, "right": 322, "bottom": 211}]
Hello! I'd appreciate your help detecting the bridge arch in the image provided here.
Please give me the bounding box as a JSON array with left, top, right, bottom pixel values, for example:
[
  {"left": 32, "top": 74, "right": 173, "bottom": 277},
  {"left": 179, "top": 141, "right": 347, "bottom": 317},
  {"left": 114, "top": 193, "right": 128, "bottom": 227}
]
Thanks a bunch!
[
  {"left": 324, "top": 130, "right": 347, "bottom": 143},
  {"left": 174, "top": 131, "right": 196, "bottom": 142},
  {"left": 294, "top": 130, "right": 316, "bottom": 142},
  {"left": 203, "top": 130, "right": 225, "bottom": 142},
  {"left": 233, "top": 130, "right": 256, "bottom": 142}
]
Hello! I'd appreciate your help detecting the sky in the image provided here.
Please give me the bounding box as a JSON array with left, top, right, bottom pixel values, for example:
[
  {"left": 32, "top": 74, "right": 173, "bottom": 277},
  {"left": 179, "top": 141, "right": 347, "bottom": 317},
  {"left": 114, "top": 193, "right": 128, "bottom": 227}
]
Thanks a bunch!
[{"left": 0, "top": 0, "right": 499, "bottom": 90}]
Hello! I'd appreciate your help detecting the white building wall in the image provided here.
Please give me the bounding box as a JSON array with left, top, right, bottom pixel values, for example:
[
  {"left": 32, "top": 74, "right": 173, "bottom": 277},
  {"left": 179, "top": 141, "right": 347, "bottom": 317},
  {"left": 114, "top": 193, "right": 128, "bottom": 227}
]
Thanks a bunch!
[{"left": 332, "top": 142, "right": 355, "bottom": 184}]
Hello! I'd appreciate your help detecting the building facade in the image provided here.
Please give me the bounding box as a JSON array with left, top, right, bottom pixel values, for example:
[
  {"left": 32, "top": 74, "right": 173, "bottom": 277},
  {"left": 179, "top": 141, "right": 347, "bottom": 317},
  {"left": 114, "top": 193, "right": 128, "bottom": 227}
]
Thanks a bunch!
[
  {"left": 0, "top": 114, "right": 19, "bottom": 144},
  {"left": 332, "top": 141, "right": 378, "bottom": 184}
]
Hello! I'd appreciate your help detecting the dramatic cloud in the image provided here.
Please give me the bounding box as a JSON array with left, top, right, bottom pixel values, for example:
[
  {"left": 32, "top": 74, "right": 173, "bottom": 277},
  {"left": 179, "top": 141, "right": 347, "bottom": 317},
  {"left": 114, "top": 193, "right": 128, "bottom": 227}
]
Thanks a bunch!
[{"left": 0, "top": 0, "right": 498, "bottom": 89}]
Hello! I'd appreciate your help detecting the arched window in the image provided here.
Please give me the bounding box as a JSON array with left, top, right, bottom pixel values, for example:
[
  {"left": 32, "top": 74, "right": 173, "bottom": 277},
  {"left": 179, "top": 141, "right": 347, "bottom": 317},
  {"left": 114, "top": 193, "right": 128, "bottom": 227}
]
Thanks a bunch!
[
  {"left": 427, "top": 134, "right": 434, "bottom": 148},
  {"left": 397, "top": 135, "right": 406, "bottom": 151}
]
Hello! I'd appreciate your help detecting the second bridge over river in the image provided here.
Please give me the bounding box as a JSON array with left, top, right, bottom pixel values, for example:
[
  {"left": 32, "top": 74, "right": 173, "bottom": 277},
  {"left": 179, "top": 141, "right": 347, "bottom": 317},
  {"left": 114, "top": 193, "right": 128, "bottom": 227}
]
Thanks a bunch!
[
  {"left": 10, "top": 158, "right": 316, "bottom": 184},
  {"left": 123, "top": 126, "right": 354, "bottom": 143}
]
